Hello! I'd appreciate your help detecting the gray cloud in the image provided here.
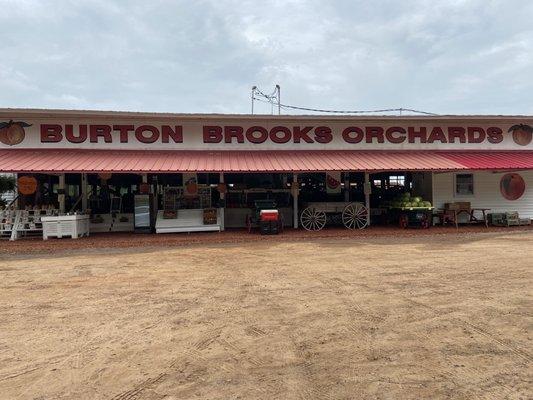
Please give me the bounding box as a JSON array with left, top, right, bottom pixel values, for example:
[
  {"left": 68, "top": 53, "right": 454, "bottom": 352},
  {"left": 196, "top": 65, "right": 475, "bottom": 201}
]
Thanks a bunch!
[{"left": 0, "top": 0, "right": 532, "bottom": 114}]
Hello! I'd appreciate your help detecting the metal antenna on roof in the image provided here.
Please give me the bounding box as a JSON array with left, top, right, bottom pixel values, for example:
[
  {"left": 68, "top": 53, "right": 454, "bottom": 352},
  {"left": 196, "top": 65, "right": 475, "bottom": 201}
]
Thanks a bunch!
[
  {"left": 251, "top": 86, "right": 257, "bottom": 114},
  {"left": 251, "top": 85, "right": 281, "bottom": 115}
]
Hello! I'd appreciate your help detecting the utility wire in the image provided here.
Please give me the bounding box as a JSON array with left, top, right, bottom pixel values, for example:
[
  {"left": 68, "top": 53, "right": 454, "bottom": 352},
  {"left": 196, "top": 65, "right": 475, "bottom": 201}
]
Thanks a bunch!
[
  {"left": 252, "top": 90, "right": 438, "bottom": 115},
  {"left": 279, "top": 103, "right": 438, "bottom": 116}
]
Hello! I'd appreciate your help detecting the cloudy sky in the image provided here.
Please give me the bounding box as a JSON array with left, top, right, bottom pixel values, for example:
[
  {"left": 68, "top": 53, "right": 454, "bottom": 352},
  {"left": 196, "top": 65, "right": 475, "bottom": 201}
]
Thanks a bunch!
[{"left": 1, "top": 0, "right": 532, "bottom": 115}]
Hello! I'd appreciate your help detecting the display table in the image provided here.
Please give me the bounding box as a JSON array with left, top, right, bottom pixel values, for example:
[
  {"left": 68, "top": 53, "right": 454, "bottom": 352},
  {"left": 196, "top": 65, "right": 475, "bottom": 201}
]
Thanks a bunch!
[
  {"left": 42, "top": 214, "right": 90, "bottom": 240},
  {"left": 155, "top": 209, "right": 222, "bottom": 233},
  {"left": 436, "top": 208, "right": 490, "bottom": 228}
]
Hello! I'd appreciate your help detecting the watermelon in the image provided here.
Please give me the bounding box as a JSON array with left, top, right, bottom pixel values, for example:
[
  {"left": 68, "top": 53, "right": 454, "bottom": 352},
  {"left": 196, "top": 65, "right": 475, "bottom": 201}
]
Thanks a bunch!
[
  {"left": 401, "top": 193, "right": 411, "bottom": 200},
  {"left": 412, "top": 196, "right": 422, "bottom": 203},
  {"left": 423, "top": 201, "right": 432, "bottom": 207}
]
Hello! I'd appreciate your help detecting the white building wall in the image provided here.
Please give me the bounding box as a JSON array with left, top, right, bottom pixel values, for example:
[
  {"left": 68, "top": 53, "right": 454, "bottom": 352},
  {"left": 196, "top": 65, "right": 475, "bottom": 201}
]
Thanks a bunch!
[{"left": 433, "top": 170, "right": 533, "bottom": 219}]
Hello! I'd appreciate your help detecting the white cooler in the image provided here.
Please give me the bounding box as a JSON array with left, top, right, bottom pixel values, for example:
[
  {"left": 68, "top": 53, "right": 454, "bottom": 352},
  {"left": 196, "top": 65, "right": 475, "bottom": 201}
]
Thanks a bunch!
[{"left": 42, "top": 214, "right": 90, "bottom": 240}]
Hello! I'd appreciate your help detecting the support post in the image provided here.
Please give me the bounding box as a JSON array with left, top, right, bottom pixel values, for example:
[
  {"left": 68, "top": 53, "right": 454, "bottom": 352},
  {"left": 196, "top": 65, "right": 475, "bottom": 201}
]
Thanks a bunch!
[
  {"left": 344, "top": 173, "right": 350, "bottom": 202},
  {"left": 292, "top": 173, "right": 298, "bottom": 229},
  {"left": 81, "top": 173, "right": 88, "bottom": 212},
  {"left": 219, "top": 172, "right": 225, "bottom": 231},
  {"left": 58, "top": 174, "right": 65, "bottom": 213},
  {"left": 364, "top": 172, "right": 371, "bottom": 227},
  {"left": 276, "top": 84, "right": 281, "bottom": 115}
]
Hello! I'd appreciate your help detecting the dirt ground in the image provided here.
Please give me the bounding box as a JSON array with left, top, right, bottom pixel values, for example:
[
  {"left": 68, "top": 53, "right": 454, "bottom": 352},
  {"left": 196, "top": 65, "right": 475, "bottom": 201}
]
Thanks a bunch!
[{"left": 0, "top": 231, "right": 532, "bottom": 399}]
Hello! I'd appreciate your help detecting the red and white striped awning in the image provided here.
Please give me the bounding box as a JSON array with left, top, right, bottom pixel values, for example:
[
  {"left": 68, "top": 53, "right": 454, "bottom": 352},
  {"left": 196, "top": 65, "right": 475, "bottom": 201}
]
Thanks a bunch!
[{"left": 0, "top": 149, "right": 532, "bottom": 173}]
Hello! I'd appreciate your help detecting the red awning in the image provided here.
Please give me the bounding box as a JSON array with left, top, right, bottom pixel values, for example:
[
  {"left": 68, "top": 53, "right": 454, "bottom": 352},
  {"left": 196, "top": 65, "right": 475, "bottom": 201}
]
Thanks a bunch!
[{"left": 0, "top": 149, "right": 532, "bottom": 173}]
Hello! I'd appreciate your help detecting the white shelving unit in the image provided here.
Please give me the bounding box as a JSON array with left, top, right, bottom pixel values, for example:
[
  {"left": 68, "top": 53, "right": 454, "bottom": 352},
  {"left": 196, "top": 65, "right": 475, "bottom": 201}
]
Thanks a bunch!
[
  {"left": 0, "top": 208, "right": 17, "bottom": 239},
  {"left": 2, "top": 208, "right": 60, "bottom": 241}
]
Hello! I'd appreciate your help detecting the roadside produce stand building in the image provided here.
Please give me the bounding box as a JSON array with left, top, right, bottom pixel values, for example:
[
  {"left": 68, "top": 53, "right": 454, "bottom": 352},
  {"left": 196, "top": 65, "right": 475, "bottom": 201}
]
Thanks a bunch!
[{"left": 0, "top": 109, "right": 532, "bottom": 237}]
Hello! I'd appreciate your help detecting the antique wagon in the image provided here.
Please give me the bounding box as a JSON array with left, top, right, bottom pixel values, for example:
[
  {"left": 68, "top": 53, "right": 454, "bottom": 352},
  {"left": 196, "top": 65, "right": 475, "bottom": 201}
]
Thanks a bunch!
[{"left": 299, "top": 202, "right": 369, "bottom": 231}]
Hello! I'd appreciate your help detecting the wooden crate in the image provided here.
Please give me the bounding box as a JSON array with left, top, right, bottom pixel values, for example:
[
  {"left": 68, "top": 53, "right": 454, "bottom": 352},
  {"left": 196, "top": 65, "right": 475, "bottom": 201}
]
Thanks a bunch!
[{"left": 203, "top": 208, "right": 218, "bottom": 225}]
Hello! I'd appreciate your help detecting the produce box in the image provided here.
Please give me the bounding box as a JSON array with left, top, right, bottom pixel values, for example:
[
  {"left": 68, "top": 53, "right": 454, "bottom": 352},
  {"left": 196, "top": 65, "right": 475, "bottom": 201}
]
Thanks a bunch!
[
  {"left": 489, "top": 211, "right": 525, "bottom": 227},
  {"left": 163, "top": 210, "right": 177, "bottom": 219},
  {"left": 445, "top": 202, "right": 471, "bottom": 211},
  {"left": 203, "top": 208, "right": 218, "bottom": 225}
]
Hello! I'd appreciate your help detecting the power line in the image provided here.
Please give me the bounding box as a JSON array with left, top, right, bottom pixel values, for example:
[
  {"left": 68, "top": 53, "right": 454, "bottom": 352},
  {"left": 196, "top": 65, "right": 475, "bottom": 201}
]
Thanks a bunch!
[
  {"left": 251, "top": 85, "right": 438, "bottom": 116},
  {"left": 279, "top": 104, "right": 438, "bottom": 116}
]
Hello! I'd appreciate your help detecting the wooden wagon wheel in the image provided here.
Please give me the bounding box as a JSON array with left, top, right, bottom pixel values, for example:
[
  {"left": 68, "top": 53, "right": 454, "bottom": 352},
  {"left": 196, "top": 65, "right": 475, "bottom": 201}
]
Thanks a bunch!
[
  {"left": 300, "top": 207, "right": 326, "bottom": 231},
  {"left": 342, "top": 203, "right": 369, "bottom": 230}
]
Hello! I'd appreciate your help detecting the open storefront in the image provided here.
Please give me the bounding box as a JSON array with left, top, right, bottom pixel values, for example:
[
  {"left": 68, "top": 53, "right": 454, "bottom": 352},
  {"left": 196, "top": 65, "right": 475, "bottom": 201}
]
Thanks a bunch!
[{"left": 1, "top": 110, "right": 532, "bottom": 240}]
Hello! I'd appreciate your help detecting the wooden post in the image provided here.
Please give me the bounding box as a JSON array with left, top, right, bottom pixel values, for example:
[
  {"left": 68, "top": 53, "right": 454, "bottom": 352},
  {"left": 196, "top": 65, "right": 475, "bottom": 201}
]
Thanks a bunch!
[
  {"left": 293, "top": 173, "right": 298, "bottom": 229},
  {"left": 219, "top": 172, "right": 225, "bottom": 231},
  {"left": 364, "top": 172, "right": 371, "bottom": 226},
  {"left": 81, "top": 173, "right": 88, "bottom": 212},
  {"left": 344, "top": 173, "right": 350, "bottom": 202},
  {"left": 58, "top": 174, "right": 65, "bottom": 213}
]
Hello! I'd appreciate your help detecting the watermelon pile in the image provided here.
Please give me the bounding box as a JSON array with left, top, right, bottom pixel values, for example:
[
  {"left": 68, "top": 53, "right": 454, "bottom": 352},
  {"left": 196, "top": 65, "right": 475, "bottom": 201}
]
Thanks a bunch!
[{"left": 383, "top": 193, "right": 432, "bottom": 209}]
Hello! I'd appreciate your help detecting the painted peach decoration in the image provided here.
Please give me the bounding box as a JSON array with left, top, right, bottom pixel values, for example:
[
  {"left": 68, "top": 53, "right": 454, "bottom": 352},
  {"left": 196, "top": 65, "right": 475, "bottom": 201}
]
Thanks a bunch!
[
  {"left": 500, "top": 173, "right": 525, "bottom": 201},
  {"left": 508, "top": 124, "right": 533, "bottom": 146},
  {"left": 0, "top": 120, "right": 31, "bottom": 145}
]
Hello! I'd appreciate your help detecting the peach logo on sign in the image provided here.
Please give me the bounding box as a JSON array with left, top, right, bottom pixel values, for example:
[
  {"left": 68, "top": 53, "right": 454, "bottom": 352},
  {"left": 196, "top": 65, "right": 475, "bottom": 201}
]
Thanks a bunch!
[
  {"left": 0, "top": 120, "right": 31, "bottom": 145},
  {"left": 500, "top": 173, "right": 525, "bottom": 201},
  {"left": 508, "top": 124, "right": 533, "bottom": 146}
]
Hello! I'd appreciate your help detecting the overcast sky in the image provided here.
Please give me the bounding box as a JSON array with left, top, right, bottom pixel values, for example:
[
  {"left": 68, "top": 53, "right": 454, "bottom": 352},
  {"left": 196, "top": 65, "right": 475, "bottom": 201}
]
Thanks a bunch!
[{"left": 1, "top": 0, "right": 532, "bottom": 115}]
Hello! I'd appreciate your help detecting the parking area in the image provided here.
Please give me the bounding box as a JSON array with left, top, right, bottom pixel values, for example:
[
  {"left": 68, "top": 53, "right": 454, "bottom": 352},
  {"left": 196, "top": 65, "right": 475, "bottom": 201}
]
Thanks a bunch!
[{"left": 0, "top": 229, "right": 532, "bottom": 399}]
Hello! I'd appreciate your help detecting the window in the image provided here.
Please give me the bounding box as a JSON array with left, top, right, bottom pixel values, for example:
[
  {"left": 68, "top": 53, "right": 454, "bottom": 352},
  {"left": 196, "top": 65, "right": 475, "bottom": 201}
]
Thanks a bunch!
[
  {"left": 455, "top": 173, "right": 474, "bottom": 196},
  {"left": 389, "top": 175, "right": 405, "bottom": 187}
]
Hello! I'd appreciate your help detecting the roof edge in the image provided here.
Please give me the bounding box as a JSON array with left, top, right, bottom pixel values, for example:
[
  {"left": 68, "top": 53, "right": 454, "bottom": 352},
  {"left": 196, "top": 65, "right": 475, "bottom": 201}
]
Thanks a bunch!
[{"left": 0, "top": 107, "right": 532, "bottom": 121}]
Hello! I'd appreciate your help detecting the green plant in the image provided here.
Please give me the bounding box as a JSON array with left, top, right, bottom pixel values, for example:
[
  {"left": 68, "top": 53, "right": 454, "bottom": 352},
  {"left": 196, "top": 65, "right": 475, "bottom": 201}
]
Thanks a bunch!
[{"left": 0, "top": 175, "right": 16, "bottom": 207}]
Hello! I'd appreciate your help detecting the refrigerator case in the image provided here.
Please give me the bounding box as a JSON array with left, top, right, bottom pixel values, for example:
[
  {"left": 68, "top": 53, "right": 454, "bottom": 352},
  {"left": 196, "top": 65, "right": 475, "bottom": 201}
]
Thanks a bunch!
[{"left": 134, "top": 194, "right": 152, "bottom": 232}]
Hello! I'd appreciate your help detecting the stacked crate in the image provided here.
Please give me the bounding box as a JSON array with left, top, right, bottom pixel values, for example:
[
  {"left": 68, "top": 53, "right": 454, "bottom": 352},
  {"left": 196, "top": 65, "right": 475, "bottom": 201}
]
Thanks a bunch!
[{"left": 489, "top": 212, "right": 531, "bottom": 227}]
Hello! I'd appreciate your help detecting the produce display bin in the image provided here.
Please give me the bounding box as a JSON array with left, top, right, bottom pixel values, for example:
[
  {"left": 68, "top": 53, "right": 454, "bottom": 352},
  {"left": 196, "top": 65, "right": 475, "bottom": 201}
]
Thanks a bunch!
[
  {"left": 388, "top": 207, "right": 434, "bottom": 229},
  {"left": 42, "top": 214, "right": 90, "bottom": 239}
]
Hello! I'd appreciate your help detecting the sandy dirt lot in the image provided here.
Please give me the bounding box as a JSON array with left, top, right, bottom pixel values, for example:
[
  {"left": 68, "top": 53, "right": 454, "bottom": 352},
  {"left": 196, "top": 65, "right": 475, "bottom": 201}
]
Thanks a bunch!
[{"left": 0, "top": 231, "right": 532, "bottom": 399}]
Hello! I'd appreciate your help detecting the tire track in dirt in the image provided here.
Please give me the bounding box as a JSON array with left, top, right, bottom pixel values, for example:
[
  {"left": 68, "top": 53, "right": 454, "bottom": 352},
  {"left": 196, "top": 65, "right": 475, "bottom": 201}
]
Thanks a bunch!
[
  {"left": 308, "top": 275, "right": 384, "bottom": 349},
  {"left": 288, "top": 334, "right": 336, "bottom": 400},
  {"left": 345, "top": 280, "right": 528, "bottom": 398},
  {"left": 308, "top": 273, "right": 408, "bottom": 394},
  {"left": 307, "top": 273, "right": 517, "bottom": 398},
  {"left": 0, "top": 354, "right": 65, "bottom": 382},
  {"left": 398, "top": 295, "right": 532, "bottom": 364},
  {"left": 217, "top": 263, "right": 336, "bottom": 400},
  {"left": 110, "top": 334, "right": 240, "bottom": 400},
  {"left": 111, "top": 372, "right": 167, "bottom": 400},
  {"left": 193, "top": 326, "right": 224, "bottom": 350}
]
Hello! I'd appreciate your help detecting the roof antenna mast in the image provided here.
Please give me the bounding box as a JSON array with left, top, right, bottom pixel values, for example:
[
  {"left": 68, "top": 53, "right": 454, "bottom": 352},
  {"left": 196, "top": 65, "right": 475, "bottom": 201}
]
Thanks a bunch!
[{"left": 251, "top": 85, "right": 281, "bottom": 115}]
